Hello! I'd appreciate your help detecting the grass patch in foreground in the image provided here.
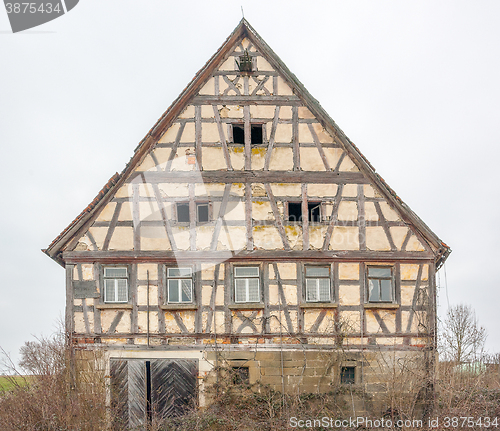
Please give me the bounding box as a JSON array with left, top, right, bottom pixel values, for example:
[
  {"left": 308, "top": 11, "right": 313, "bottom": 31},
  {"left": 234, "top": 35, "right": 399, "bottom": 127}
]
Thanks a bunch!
[{"left": 0, "top": 376, "right": 29, "bottom": 392}]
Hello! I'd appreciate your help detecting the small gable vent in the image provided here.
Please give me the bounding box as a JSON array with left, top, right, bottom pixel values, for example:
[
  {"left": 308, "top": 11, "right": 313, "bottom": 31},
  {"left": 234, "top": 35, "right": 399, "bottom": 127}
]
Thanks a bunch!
[{"left": 237, "top": 49, "right": 253, "bottom": 73}]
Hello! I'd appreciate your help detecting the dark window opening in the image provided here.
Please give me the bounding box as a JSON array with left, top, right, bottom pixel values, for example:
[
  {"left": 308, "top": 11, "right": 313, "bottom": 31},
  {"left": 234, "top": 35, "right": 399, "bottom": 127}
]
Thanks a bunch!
[
  {"left": 341, "top": 366, "right": 355, "bottom": 384},
  {"left": 308, "top": 202, "right": 321, "bottom": 222},
  {"left": 197, "top": 203, "right": 209, "bottom": 223},
  {"left": 232, "top": 124, "right": 263, "bottom": 145},
  {"left": 251, "top": 124, "right": 263, "bottom": 145},
  {"left": 232, "top": 367, "right": 249, "bottom": 385},
  {"left": 288, "top": 202, "right": 302, "bottom": 222},
  {"left": 288, "top": 202, "right": 322, "bottom": 222},
  {"left": 233, "top": 124, "right": 244, "bottom": 144},
  {"left": 177, "top": 203, "right": 190, "bottom": 223}
]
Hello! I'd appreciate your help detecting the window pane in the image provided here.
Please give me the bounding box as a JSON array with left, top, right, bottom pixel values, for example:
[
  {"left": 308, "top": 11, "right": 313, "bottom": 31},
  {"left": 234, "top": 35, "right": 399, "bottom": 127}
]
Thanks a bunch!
[
  {"left": 380, "top": 279, "right": 392, "bottom": 301},
  {"left": 318, "top": 278, "right": 331, "bottom": 302},
  {"left": 234, "top": 267, "right": 259, "bottom": 277},
  {"left": 168, "top": 267, "right": 192, "bottom": 277},
  {"left": 368, "top": 279, "right": 380, "bottom": 302},
  {"left": 247, "top": 279, "right": 259, "bottom": 302},
  {"left": 168, "top": 280, "right": 179, "bottom": 302},
  {"left": 181, "top": 279, "right": 192, "bottom": 302},
  {"left": 177, "top": 203, "right": 190, "bottom": 222},
  {"left": 306, "top": 266, "right": 329, "bottom": 277},
  {"left": 235, "top": 279, "right": 247, "bottom": 302},
  {"left": 306, "top": 279, "right": 318, "bottom": 302},
  {"left": 104, "top": 267, "right": 127, "bottom": 278},
  {"left": 368, "top": 267, "right": 391, "bottom": 278},
  {"left": 104, "top": 279, "right": 115, "bottom": 302},
  {"left": 197, "top": 204, "right": 209, "bottom": 223},
  {"left": 116, "top": 279, "right": 128, "bottom": 302}
]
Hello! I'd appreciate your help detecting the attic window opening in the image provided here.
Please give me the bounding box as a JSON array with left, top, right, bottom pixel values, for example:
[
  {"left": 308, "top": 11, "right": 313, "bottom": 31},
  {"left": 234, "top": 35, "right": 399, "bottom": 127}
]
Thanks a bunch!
[
  {"left": 177, "top": 203, "right": 190, "bottom": 223},
  {"left": 178, "top": 203, "right": 210, "bottom": 223},
  {"left": 197, "top": 203, "right": 209, "bottom": 223},
  {"left": 236, "top": 50, "right": 253, "bottom": 73},
  {"left": 288, "top": 202, "right": 322, "bottom": 222},
  {"left": 232, "top": 123, "right": 263, "bottom": 145},
  {"left": 308, "top": 202, "right": 321, "bottom": 222}
]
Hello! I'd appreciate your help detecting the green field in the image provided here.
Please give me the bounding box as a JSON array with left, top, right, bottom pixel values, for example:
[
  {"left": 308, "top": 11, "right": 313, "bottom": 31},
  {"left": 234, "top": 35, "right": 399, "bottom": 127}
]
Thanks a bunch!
[{"left": 0, "top": 375, "right": 29, "bottom": 392}]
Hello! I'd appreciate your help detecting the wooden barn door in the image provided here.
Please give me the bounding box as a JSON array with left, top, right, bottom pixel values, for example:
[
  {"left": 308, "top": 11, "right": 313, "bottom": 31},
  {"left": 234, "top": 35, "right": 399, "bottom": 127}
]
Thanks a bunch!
[{"left": 110, "top": 358, "right": 198, "bottom": 429}]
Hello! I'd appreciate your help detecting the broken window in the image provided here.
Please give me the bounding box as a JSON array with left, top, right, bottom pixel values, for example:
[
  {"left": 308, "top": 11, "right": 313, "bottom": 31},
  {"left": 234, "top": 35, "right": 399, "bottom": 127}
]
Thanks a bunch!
[
  {"left": 103, "top": 267, "right": 129, "bottom": 303},
  {"left": 308, "top": 202, "right": 321, "bottom": 222},
  {"left": 234, "top": 266, "right": 260, "bottom": 303},
  {"left": 232, "top": 366, "right": 250, "bottom": 384},
  {"left": 236, "top": 49, "right": 253, "bottom": 72},
  {"left": 367, "top": 266, "right": 393, "bottom": 302},
  {"left": 288, "top": 202, "right": 322, "bottom": 222},
  {"left": 231, "top": 123, "right": 263, "bottom": 145},
  {"left": 341, "top": 366, "right": 355, "bottom": 384},
  {"left": 305, "top": 266, "right": 331, "bottom": 302},
  {"left": 167, "top": 267, "right": 193, "bottom": 303}
]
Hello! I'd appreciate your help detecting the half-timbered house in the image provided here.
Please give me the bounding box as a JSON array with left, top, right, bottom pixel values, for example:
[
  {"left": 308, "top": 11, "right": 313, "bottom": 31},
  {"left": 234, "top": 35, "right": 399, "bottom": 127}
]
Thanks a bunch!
[{"left": 44, "top": 19, "right": 450, "bottom": 425}]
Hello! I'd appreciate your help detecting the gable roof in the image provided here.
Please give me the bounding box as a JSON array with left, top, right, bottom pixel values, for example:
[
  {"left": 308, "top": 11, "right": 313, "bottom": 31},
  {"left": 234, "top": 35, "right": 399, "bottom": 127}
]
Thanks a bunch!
[{"left": 44, "top": 18, "right": 451, "bottom": 268}]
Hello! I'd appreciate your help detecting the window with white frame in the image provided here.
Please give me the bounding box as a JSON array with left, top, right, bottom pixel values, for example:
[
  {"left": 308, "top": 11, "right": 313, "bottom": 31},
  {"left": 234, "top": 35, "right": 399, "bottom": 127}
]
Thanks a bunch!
[
  {"left": 367, "top": 266, "right": 393, "bottom": 302},
  {"left": 103, "top": 267, "right": 129, "bottom": 303},
  {"left": 167, "top": 267, "right": 193, "bottom": 303},
  {"left": 305, "top": 266, "right": 331, "bottom": 302},
  {"left": 234, "top": 267, "right": 260, "bottom": 303}
]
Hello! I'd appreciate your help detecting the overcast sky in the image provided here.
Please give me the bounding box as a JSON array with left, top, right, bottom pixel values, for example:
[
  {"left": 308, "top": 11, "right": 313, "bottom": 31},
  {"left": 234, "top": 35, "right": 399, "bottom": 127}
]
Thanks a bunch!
[{"left": 1, "top": 1, "right": 499, "bottom": 369}]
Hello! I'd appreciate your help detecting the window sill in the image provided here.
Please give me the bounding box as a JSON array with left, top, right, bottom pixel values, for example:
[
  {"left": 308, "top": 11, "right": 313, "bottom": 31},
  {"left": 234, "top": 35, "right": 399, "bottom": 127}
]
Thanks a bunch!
[
  {"left": 96, "top": 303, "right": 133, "bottom": 310},
  {"left": 364, "top": 303, "right": 399, "bottom": 309},
  {"left": 300, "top": 302, "right": 338, "bottom": 309},
  {"left": 228, "top": 303, "right": 264, "bottom": 310},
  {"left": 160, "top": 304, "right": 198, "bottom": 310}
]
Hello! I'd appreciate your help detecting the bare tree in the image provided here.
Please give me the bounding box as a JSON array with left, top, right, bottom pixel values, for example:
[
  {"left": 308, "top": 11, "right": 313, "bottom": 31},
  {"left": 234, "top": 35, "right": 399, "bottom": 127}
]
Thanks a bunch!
[{"left": 439, "top": 304, "right": 487, "bottom": 363}]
